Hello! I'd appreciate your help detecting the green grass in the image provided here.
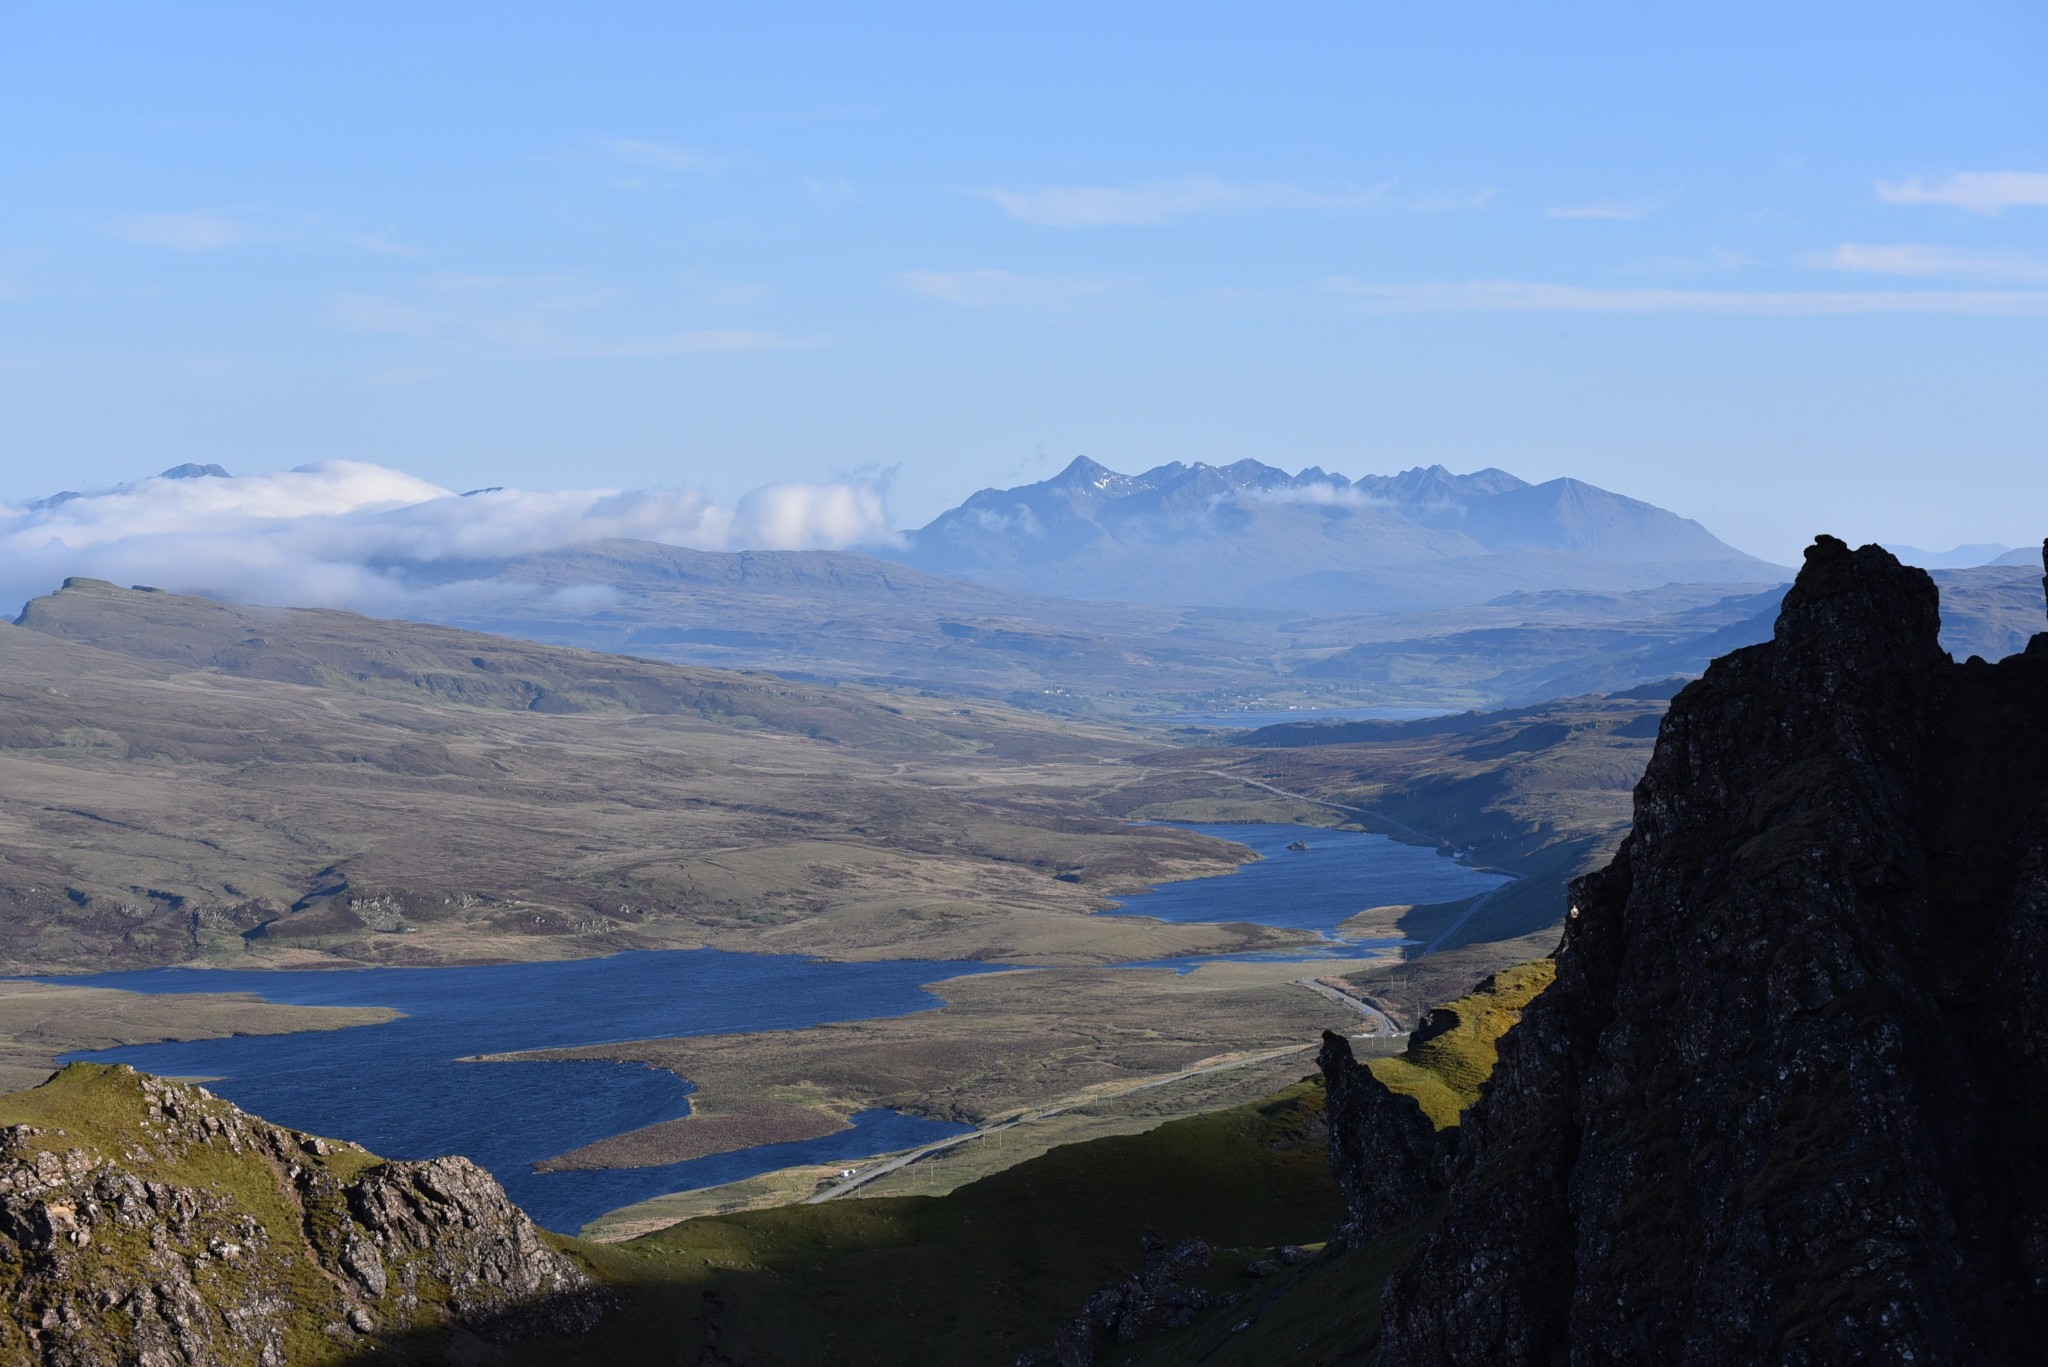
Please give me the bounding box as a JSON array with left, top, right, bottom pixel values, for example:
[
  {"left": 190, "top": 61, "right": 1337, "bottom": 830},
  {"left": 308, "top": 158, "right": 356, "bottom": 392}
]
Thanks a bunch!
[
  {"left": 0, "top": 1063, "right": 374, "bottom": 1366},
  {"left": 499, "top": 1080, "right": 1342, "bottom": 1367},
  {"left": 1365, "top": 960, "right": 1556, "bottom": 1129},
  {"left": 0, "top": 956, "right": 1556, "bottom": 1366},
  {"left": 1096, "top": 959, "right": 1557, "bottom": 1363},
  {"left": 1110, "top": 1198, "right": 1445, "bottom": 1367}
]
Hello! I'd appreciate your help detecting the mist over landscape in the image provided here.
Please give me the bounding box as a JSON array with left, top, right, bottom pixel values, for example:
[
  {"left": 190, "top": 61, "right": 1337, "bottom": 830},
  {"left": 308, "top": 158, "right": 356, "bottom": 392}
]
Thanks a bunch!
[{"left": 3, "top": 5, "right": 2045, "bottom": 1365}]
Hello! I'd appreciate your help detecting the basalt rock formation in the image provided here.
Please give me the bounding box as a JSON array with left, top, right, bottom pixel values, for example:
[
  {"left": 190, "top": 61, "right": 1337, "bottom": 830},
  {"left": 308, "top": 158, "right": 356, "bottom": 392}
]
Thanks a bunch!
[
  {"left": 1051, "top": 1235, "right": 1223, "bottom": 1367},
  {"left": 1316, "top": 1038, "right": 1444, "bottom": 1252},
  {"left": 0, "top": 1063, "right": 606, "bottom": 1365},
  {"left": 1322, "top": 535, "right": 2048, "bottom": 1364}
]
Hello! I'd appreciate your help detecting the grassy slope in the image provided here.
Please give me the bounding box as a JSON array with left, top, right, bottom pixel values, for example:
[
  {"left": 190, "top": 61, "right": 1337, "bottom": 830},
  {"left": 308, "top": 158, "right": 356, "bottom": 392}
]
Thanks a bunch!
[
  {"left": 1113, "top": 1201, "right": 1441, "bottom": 1367},
  {"left": 0, "top": 1064, "right": 379, "bottom": 1366},
  {"left": 528, "top": 962, "right": 1553, "bottom": 1366},
  {"left": 499, "top": 1082, "right": 1341, "bottom": 1367},
  {"left": 0, "top": 581, "right": 1313, "bottom": 974},
  {"left": 1110, "top": 960, "right": 1557, "bottom": 1366},
  {"left": 0, "top": 1070, "right": 1336, "bottom": 1366},
  {"left": 0, "top": 960, "right": 1552, "bottom": 1367},
  {"left": 1364, "top": 960, "right": 1557, "bottom": 1130},
  {"left": 0, "top": 980, "right": 395, "bottom": 1092}
]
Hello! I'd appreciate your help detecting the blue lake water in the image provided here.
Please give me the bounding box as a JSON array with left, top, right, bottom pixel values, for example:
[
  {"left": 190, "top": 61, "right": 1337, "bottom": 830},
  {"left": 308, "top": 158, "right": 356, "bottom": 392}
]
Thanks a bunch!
[
  {"left": 34, "top": 822, "right": 1508, "bottom": 1233},
  {"left": 1110, "top": 823, "right": 1508, "bottom": 941},
  {"left": 44, "top": 950, "right": 986, "bottom": 1232},
  {"left": 1162, "top": 705, "right": 1449, "bottom": 729}
]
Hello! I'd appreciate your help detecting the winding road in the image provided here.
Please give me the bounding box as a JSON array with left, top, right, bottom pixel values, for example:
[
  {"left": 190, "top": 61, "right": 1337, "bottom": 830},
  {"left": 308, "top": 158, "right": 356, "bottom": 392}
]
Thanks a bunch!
[
  {"left": 807, "top": 788, "right": 1475, "bottom": 1205},
  {"left": 805, "top": 1042, "right": 1317, "bottom": 1204},
  {"left": 806, "top": 971, "right": 1410, "bottom": 1204},
  {"left": 1292, "top": 976, "right": 1405, "bottom": 1038}
]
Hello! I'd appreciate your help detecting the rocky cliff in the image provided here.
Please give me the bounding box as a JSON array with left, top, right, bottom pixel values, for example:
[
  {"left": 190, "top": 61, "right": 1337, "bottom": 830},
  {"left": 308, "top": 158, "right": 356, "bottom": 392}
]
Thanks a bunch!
[
  {"left": 0, "top": 1063, "right": 606, "bottom": 1365},
  {"left": 1317, "top": 962, "right": 1555, "bottom": 1253},
  {"left": 1318, "top": 535, "right": 2048, "bottom": 1363}
]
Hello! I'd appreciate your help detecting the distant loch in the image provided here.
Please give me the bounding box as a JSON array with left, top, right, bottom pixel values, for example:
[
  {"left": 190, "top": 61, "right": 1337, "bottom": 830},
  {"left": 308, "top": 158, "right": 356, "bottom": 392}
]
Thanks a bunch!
[{"left": 40, "top": 822, "right": 1509, "bottom": 1232}]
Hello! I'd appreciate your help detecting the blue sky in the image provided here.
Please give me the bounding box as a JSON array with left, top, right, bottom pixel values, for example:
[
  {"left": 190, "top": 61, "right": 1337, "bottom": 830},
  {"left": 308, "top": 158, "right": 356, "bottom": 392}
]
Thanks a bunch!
[{"left": 1, "top": 1, "right": 2044, "bottom": 561}]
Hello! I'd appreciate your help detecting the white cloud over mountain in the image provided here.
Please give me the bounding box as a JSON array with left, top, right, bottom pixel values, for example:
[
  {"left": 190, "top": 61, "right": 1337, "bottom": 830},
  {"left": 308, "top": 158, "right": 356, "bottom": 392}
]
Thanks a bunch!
[{"left": 0, "top": 462, "right": 897, "bottom": 618}]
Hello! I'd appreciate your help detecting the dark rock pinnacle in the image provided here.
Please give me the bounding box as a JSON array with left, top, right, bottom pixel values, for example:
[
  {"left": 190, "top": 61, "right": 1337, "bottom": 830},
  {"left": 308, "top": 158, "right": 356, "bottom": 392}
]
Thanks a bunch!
[{"left": 1325, "top": 535, "right": 2048, "bottom": 1365}]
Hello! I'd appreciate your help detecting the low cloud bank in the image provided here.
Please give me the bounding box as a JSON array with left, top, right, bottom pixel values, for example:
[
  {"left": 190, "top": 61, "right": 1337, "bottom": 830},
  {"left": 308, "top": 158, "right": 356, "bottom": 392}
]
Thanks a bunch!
[
  {"left": 1246, "top": 481, "right": 1389, "bottom": 510},
  {"left": 0, "top": 461, "right": 898, "bottom": 618}
]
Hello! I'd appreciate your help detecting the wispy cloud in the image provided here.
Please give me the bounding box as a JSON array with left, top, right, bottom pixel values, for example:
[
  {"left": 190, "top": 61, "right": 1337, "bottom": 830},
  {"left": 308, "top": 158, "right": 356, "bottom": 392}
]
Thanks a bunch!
[
  {"left": 1878, "top": 171, "right": 2048, "bottom": 214},
  {"left": 333, "top": 294, "right": 441, "bottom": 336},
  {"left": 589, "top": 138, "right": 722, "bottom": 172},
  {"left": 1545, "top": 193, "right": 1679, "bottom": 221},
  {"left": 1618, "top": 248, "right": 1751, "bottom": 276},
  {"left": 0, "top": 461, "right": 900, "bottom": 617},
  {"left": 344, "top": 231, "right": 422, "bottom": 258},
  {"left": 1249, "top": 482, "right": 1385, "bottom": 510},
  {"left": 558, "top": 329, "right": 802, "bottom": 358},
  {"left": 1324, "top": 277, "right": 2048, "bottom": 315},
  {"left": 901, "top": 269, "right": 1119, "bottom": 309},
  {"left": 332, "top": 275, "right": 808, "bottom": 358},
  {"left": 977, "top": 175, "right": 1494, "bottom": 228},
  {"left": 95, "top": 209, "right": 419, "bottom": 256},
  {"left": 1815, "top": 242, "right": 2048, "bottom": 282},
  {"left": 100, "top": 212, "right": 254, "bottom": 250},
  {"left": 802, "top": 175, "right": 856, "bottom": 206}
]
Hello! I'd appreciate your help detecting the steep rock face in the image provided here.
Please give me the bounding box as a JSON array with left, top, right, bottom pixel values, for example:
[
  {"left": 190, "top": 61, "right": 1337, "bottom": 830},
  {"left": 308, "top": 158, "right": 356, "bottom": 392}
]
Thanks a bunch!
[
  {"left": 1338, "top": 536, "right": 2048, "bottom": 1364},
  {"left": 0, "top": 1064, "right": 606, "bottom": 1365},
  {"left": 1317, "top": 1033, "right": 1445, "bottom": 1250},
  {"left": 1052, "top": 1235, "right": 1222, "bottom": 1367},
  {"left": 1317, "top": 961, "right": 1558, "bottom": 1254}
]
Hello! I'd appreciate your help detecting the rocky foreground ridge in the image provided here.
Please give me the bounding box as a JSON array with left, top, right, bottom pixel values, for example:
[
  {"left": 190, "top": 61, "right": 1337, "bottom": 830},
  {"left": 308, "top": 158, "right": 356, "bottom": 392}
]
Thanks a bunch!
[
  {"left": 1315, "top": 536, "right": 2048, "bottom": 1363},
  {"left": 0, "top": 1063, "right": 606, "bottom": 1365}
]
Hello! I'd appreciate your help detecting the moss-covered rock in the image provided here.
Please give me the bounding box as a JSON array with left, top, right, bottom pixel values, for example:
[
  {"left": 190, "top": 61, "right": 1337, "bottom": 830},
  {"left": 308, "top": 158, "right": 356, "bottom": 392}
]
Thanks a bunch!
[{"left": 0, "top": 1063, "right": 606, "bottom": 1365}]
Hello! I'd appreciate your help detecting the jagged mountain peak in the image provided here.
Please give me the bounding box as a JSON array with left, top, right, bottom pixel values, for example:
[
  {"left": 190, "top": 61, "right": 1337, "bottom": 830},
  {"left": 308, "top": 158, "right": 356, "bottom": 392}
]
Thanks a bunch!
[
  {"left": 902, "top": 456, "right": 1775, "bottom": 609},
  {"left": 1046, "top": 454, "right": 1124, "bottom": 491}
]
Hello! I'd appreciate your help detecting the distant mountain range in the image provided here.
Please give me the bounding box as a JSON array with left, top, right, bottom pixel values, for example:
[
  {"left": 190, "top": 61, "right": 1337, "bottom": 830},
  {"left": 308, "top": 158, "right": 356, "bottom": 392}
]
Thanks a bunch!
[
  {"left": 890, "top": 458, "right": 1781, "bottom": 610},
  {"left": 15, "top": 460, "right": 2039, "bottom": 717},
  {"left": 1892, "top": 542, "right": 2019, "bottom": 569}
]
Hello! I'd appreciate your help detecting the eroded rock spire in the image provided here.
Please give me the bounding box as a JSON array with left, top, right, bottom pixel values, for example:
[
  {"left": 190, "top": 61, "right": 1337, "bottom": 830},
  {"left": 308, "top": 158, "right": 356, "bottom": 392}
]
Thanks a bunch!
[{"left": 1334, "top": 536, "right": 2048, "bottom": 1366}]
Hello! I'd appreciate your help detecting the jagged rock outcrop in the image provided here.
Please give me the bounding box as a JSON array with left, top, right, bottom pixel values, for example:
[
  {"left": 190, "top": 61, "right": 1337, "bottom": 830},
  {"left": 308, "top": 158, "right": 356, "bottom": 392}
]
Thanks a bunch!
[
  {"left": 1051, "top": 1234, "right": 1223, "bottom": 1367},
  {"left": 1316, "top": 1033, "right": 1446, "bottom": 1249},
  {"left": 1323, "top": 536, "right": 2048, "bottom": 1364},
  {"left": 0, "top": 1064, "right": 607, "bottom": 1365}
]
